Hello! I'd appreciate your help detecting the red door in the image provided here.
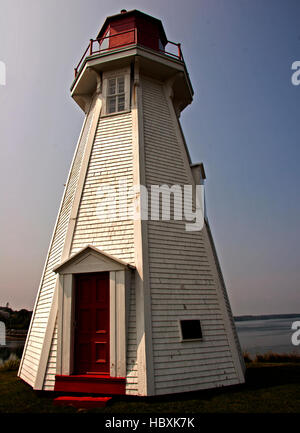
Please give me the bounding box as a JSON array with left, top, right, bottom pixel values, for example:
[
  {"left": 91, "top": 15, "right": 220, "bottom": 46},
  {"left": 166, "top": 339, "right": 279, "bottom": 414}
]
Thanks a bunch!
[{"left": 74, "top": 273, "right": 110, "bottom": 375}]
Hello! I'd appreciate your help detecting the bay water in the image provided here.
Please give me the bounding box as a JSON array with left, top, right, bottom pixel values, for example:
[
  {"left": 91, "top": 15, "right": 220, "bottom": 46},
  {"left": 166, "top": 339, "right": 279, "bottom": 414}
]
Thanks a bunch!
[{"left": 235, "top": 316, "right": 300, "bottom": 357}]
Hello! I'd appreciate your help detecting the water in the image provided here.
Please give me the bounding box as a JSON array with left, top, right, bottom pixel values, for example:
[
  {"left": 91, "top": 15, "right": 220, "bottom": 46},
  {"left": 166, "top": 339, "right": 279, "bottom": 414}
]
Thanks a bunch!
[{"left": 235, "top": 317, "right": 300, "bottom": 356}]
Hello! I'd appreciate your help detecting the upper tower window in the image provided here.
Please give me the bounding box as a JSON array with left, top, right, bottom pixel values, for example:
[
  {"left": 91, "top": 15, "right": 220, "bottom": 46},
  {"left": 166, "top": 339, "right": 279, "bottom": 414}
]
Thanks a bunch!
[
  {"left": 107, "top": 76, "right": 125, "bottom": 113},
  {"left": 102, "top": 68, "right": 130, "bottom": 116}
]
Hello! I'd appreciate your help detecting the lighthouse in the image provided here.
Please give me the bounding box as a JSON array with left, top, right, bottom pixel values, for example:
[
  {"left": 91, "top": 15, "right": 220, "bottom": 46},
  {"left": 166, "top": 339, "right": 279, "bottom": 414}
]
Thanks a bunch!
[{"left": 19, "top": 9, "right": 245, "bottom": 397}]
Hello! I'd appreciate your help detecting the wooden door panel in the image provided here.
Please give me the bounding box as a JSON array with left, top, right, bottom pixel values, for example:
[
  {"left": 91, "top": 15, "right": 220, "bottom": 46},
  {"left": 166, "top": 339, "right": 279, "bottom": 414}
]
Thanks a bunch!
[
  {"left": 78, "top": 278, "right": 92, "bottom": 303},
  {"left": 78, "top": 343, "right": 91, "bottom": 362},
  {"left": 95, "top": 342, "right": 108, "bottom": 363},
  {"left": 95, "top": 308, "right": 109, "bottom": 333},
  {"left": 78, "top": 309, "right": 92, "bottom": 333},
  {"left": 95, "top": 280, "right": 108, "bottom": 303}
]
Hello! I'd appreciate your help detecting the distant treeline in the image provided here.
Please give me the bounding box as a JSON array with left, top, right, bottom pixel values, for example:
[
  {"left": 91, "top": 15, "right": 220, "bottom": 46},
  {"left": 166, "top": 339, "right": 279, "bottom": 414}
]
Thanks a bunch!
[
  {"left": 0, "top": 307, "right": 32, "bottom": 330},
  {"left": 234, "top": 313, "right": 300, "bottom": 322}
]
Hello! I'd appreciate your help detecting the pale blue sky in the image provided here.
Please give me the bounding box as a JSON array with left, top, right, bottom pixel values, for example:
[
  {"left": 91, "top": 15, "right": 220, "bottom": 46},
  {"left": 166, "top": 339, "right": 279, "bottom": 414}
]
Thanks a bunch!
[{"left": 0, "top": 0, "right": 299, "bottom": 314}]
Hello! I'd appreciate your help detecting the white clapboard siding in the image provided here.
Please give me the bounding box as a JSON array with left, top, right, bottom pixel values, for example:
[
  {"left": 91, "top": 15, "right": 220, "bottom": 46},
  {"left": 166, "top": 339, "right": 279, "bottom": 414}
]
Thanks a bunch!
[
  {"left": 126, "top": 271, "right": 138, "bottom": 394},
  {"left": 142, "top": 77, "right": 240, "bottom": 394},
  {"left": 70, "top": 112, "right": 135, "bottom": 265},
  {"left": 206, "top": 222, "right": 245, "bottom": 371},
  {"left": 43, "top": 317, "right": 58, "bottom": 391},
  {"left": 18, "top": 100, "right": 96, "bottom": 387}
]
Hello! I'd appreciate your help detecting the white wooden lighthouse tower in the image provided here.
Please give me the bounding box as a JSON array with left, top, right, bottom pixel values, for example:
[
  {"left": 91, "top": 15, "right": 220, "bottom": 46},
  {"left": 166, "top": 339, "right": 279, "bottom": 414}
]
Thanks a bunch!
[{"left": 19, "top": 9, "right": 245, "bottom": 396}]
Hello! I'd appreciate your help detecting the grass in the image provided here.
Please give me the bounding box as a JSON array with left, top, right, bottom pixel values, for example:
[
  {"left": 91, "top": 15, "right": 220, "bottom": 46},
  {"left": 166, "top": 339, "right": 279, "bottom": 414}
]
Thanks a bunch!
[
  {"left": 243, "top": 351, "right": 300, "bottom": 364},
  {"left": 1, "top": 361, "right": 300, "bottom": 413},
  {"left": 0, "top": 354, "right": 20, "bottom": 372}
]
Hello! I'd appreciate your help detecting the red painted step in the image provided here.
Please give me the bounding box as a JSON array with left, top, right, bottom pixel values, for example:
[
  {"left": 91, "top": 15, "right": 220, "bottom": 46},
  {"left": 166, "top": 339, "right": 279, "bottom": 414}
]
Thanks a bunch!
[
  {"left": 54, "top": 374, "right": 126, "bottom": 394},
  {"left": 54, "top": 396, "right": 112, "bottom": 408}
]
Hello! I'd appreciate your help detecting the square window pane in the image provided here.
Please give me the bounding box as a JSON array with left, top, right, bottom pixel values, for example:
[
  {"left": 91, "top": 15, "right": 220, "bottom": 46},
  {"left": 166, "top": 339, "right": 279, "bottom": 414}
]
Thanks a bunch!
[
  {"left": 108, "top": 96, "right": 116, "bottom": 113},
  {"left": 118, "top": 95, "right": 125, "bottom": 111},
  {"left": 180, "top": 320, "right": 202, "bottom": 340},
  {"left": 117, "top": 77, "right": 125, "bottom": 93},
  {"left": 108, "top": 78, "right": 116, "bottom": 95}
]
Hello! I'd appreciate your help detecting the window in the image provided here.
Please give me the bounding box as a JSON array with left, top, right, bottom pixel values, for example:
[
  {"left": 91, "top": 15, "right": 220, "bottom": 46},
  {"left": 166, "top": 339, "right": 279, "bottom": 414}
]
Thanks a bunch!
[
  {"left": 180, "top": 319, "right": 203, "bottom": 341},
  {"left": 107, "top": 76, "right": 125, "bottom": 114},
  {"left": 102, "top": 68, "right": 130, "bottom": 116}
]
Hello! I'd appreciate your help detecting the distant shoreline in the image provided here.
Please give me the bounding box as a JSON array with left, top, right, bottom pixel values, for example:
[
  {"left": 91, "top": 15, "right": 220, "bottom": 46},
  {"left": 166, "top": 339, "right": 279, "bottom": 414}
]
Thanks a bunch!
[{"left": 234, "top": 313, "right": 300, "bottom": 322}]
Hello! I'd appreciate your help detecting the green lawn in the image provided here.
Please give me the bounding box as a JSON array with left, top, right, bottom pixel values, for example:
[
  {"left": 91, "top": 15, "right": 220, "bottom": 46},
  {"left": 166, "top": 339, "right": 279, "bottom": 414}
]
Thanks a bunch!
[{"left": 1, "top": 363, "right": 300, "bottom": 413}]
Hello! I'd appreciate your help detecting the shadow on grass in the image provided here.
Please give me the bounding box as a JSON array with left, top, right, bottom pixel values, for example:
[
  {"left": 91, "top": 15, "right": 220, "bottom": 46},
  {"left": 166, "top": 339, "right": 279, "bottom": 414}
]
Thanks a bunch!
[
  {"left": 244, "top": 363, "right": 300, "bottom": 389},
  {"left": 113, "top": 363, "right": 300, "bottom": 405}
]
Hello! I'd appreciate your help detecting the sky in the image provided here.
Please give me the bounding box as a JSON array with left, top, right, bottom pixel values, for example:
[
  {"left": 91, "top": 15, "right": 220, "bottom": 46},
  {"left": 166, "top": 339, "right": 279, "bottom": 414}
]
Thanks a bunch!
[{"left": 0, "top": 0, "right": 299, "bottom": 315}]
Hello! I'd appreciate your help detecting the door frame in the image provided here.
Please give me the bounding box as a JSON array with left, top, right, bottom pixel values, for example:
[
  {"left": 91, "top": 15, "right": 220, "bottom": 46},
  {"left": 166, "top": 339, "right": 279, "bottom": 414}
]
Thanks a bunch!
[{"left": 54, "top": 246, "right": 133, "bottom": 378}]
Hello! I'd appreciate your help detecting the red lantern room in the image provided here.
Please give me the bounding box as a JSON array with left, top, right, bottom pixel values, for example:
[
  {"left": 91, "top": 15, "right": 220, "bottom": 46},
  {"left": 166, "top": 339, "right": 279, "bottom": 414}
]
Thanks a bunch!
[
  {"left": 97, "top": 9, "right": 168, "bottom": 53},
  {"left": 71, "top": 9, "right": 191, "bottom": 114}
]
